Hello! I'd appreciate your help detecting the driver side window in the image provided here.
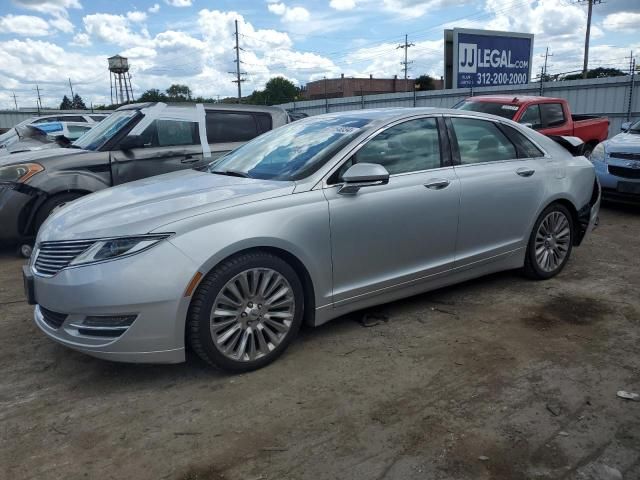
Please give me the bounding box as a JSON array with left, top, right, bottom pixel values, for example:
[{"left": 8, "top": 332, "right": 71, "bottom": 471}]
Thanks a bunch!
[{"left": 341, "top": 117, "right": 441, "bottom": 178}]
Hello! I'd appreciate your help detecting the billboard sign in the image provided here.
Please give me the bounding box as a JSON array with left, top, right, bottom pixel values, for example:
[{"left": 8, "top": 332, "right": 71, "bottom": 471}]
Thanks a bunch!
[{"left": 447, "top": 28, "right": 534, "bottom": 89}]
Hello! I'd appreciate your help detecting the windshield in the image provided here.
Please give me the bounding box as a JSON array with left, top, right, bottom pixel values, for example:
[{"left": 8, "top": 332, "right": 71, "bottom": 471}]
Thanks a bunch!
[
  {"left": 628, "top": 120, "right": 640, "bottom": 134},
  {"left": 72, "top": 110, "right": 140, "bottom": 151},
  {"left": 454, "top": 100, "right": 519, "bottom": 120},
  {"left": 210, "top": 116, "right": 372, "bottom": 180}
]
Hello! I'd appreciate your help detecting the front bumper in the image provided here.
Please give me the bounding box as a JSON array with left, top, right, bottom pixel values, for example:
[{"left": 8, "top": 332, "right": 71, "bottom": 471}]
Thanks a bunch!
[
  {"left": 30, "top": 239, "right": 200, "bottom": 364},
  {"left": 0, "top": 184, "right": 33, "bottom": 243},
  {"left": 593, "top": 158, "right": 640, "bottom": 203}
]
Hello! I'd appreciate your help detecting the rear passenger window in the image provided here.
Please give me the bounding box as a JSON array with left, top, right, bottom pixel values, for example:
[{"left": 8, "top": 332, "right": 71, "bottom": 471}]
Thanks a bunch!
[
  {"left": 451, "top": 118, "right": 516, "bottom": 164},
  {"left": 139, "top": 119, "right": 200, "bottom": 147},
  {"left": 501, "top": 125, "right": 545, "bottom": 158},
  {"left": 351, "top": 117, "right": 441, "bottom": 175},
  {"left": 32, "top": 117, "right": 57, "bottom": 124},
  {"left": 255, "top": 113, "right": 273, "bottom": 133},
  {"left": 541, "top": 103, "right": 565, "bottom": 127},
  {"left": 205, "top": 112, "right": 259, "bottom": 143}
]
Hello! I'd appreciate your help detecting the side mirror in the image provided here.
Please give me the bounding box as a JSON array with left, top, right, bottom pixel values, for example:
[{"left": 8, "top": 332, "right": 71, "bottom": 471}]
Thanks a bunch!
[
  {"left": 621, "top": 122, "right": 631, "bottom": 132},
  {"left": 339, "top": 162, "right": 389, "bottom": 195},
  {"left": 118, "top": 135, "right": 143, "bottom": 151}
]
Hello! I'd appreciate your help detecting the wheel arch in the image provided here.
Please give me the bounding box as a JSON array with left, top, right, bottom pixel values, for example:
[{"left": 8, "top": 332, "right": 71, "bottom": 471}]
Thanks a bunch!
[
  {"left": 539, "top": 197, "right": 581, "bottom": 245},
  {"left": 190, "top": 245, "right": 317, "bottom": 328}
]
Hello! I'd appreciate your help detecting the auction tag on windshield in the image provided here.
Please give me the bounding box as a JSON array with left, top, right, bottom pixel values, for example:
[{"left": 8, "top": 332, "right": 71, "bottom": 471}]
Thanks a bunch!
[
  {"left": 501, "top": 105, "right": 519, "bottom": 111},
  {"left": 328, "top": 126, "right": 360, "bottom": 134}
]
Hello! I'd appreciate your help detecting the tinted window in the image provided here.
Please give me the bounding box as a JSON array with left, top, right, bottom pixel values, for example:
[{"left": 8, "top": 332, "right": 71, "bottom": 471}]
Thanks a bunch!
[
  {"left": 541, "top": 103, "right": 565, "bottom": 127},
  {"left": 501, "top": 125, "right": 544, "bottom": 158},
  {"left": 58, "top": 116, "right": 87, "bottom": 122},
  {"left": 90, "top": 115, "right": 107, "bottom": 122},
  {"left": 255, "top": 113, "right": 273, "bottom": 133},
  {"left": 451, "top": 118, "right": 516, "bottom": 164},
  {"left": 455, "top": 100, "right": 519, "bottom": 119},
  {"left": 352, "top": 118, "right": 441, "bottom": 175},
  {"left": 519, "top": 105, "right": 542, "bottom": 129},
  {"left": 139, "top": 119, "right": 200, "bottom": 147},
  {"left": 206, "top": 112, "right": 259, "bottom": 143}
]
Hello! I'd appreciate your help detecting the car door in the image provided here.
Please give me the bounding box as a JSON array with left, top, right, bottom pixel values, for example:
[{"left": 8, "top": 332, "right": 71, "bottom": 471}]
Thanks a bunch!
[
  {"left": 323, "top": 116, "right": 460, "bottom": 305},
  {"left": 447, "top": 116, "right": 546, "bottom": 267},
  {"left": 111, "top": 117, "right": 205, "bottom": 184}
]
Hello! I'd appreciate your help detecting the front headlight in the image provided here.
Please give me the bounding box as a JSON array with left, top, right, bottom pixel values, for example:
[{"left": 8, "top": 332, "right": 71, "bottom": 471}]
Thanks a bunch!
[
  {"left": 590, "top": 143, "right": 606, "bottom": 163},
  {"left": 0, "top": 163, "right": 44, "bottom": 183},
  {"left": 68, "top": 234, "right": 171, "bottom": 266}
]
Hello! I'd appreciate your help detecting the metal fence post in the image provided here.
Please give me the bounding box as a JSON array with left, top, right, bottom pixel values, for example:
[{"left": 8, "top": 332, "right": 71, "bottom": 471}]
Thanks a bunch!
[
  {"left": 413, "top": 88, "right": 417, "bottom": 107},
  {"left": 361, "top": 88, "right": 365, "bottom": 110}
]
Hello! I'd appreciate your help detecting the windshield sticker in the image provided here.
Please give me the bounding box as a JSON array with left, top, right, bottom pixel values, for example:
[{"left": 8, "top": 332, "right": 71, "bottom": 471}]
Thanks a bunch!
[
  {"left": 327, "top": 126, "right": 361, "bottom": 134},
  {"left": 501, "top": 105, "right": 519, "bottom": 111}
]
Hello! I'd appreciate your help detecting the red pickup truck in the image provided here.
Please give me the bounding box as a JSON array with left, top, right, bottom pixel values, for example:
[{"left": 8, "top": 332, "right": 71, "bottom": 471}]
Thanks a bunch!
[{"left": 454, "top": 95, "right": 609, "bottom": 156}]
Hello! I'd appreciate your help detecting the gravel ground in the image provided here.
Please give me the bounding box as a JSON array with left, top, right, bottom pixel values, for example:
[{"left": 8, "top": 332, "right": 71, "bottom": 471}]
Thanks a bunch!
[{"left": 1, "top": 203, "right": 639, "bottom": 480}]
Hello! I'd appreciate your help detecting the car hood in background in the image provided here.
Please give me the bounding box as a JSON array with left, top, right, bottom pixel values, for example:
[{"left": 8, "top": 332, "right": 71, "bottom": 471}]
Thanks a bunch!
[
  {"left": 38, "top": 169, "right": 295, "bottom": 241},
  {"left": 0, "top": 145, "right": 86, "bottom": 167},
  {"left": 606, "top": 132, "right": 640, "bottom": 153}
]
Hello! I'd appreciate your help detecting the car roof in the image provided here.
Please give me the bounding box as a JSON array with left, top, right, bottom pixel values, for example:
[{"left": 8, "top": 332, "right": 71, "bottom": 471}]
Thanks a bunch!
[
  {"left": 464, "top": 95, "right": 563, "bottom": 104},
  {"left": 116, "top": 102, "right": 287, "bottom": 114}
]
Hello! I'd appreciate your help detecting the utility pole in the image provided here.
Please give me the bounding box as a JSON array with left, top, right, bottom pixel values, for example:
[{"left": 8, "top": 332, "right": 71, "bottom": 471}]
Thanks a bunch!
[
  {"left": 397, "top": 34, "right": 415, "bottom": 91},
  {"left": 35, "top": 84, "right": 43, "bottom": 114},
  {"left": 229, "top": 19, "right": 246, "bottom": 103},
  {"left": 539, "top": 66, "right": 545, "bottom": 96},
  {"left": 626, "top": 51, "right": 636, "bottom": 121},
  {"left": 68, "top": 77, "right": 74, "bottom": 99},
  {"left": 579, "top": 0, "right": 601, "bottom": 79},
  {"left": 11, "top": 91, "right": 18, "bottom": 110},
  {"left": 540, "top": 47, "right": 553, "bottom": 95}
]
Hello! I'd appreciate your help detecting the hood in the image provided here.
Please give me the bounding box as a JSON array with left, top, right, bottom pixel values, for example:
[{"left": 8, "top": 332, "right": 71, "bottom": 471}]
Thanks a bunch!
[
  {"left": 38, "top": 169, "right": 295, "bottom": 241},
  {"left": 0, "top": 145, "right": 85, "bottom": 167},
  {"left": 605, "top": 132, "right": 640, "bottom": 153}
]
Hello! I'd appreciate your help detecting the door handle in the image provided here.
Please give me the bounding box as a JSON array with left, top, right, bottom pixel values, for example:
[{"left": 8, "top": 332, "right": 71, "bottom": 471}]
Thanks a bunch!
[
  {"left": 516, "top": 168, "right": 535, "bottom": 177},
  {"left": 424, "top": 179, "right": 450, "bottom": 190},
  {"left": 181, "top": 155, "right": 198, "bottom": 164}
]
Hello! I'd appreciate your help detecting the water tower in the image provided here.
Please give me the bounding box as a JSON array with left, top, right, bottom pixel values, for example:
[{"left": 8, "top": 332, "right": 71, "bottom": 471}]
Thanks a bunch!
[{"left": 108, "top": 55, "right": 134, "bottom": 104}]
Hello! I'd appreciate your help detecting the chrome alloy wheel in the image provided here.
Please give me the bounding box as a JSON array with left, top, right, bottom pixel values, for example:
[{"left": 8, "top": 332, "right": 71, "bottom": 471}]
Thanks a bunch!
[
  {"left": 210, "top": 268, "right": 295, "bottom": 362},
  {"left": 534, "top": 211, "right": 571, "bottom": 272}
]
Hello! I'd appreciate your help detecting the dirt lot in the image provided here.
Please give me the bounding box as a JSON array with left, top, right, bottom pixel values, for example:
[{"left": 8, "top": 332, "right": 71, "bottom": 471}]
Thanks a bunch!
[{"left": 1, "top": 204, "right": 639, "bottom": 480}]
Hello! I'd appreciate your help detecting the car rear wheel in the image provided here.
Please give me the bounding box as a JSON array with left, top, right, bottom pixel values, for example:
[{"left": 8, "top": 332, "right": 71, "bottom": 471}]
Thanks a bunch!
[
  {"left": 523, "top": 203, "right": 574, "bottom": 279},
  {"left": 187, "top": 251, "right": 304, "bottom": 372}
]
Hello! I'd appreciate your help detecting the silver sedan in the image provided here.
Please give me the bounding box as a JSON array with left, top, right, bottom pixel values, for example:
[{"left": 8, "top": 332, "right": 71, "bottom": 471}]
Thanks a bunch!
[{"left": 24, "top": 108, "right": 600, "bottom": 372}]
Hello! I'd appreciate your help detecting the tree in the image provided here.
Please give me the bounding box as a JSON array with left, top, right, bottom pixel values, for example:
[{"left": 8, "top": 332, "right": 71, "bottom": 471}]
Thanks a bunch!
[
  {"left": 414, "top": 74, "right": 436, "bottom": 91},
  {"left": 562, "top": 67, "right": 626, "bottom": 81},
  {"left": 138, "top": 88, "right": 168, "bottom": 102},
  {"left": 71, "top": 93, "right": 87, "bottom": 109},
  {"left": 165, "top": 84, "right": 192, "bottom": 101},
  {"left": 247, "top": 77, "right": 299, "bottom": 105},
  {"left": 60, "top": 95, "right": 72, "bottom": 110}
]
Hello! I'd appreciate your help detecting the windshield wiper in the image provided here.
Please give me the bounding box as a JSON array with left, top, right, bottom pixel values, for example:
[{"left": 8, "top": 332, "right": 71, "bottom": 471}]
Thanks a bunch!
[{"left": 211, "top": 169, "right": 251, "bottom": 178}]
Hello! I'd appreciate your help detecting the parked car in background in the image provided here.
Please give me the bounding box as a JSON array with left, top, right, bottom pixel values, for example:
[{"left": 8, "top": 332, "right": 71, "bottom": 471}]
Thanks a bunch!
[
  {"left": 0, "top": 102, "right": 289, "bottom": 256},
  {"left": 0, "top": 122, "right": 94, "bottom": 156},
  {"left": 454, "top": 96, "right": 609, "bottom": 156},
  {"left": 0, "top": 113, "right": 107, "bottom": 150},
  {"left": 23, "top": 108, "right": 600, "bottom": 371},
  {"left": 590, "top": 119, "right": 640, "bottom": 203}
]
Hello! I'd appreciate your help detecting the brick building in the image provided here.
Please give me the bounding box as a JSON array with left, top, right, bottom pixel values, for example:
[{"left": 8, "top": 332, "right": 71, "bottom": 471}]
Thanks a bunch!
[{"left": 303, "top": 74, "right": 419, "bottom": 100}]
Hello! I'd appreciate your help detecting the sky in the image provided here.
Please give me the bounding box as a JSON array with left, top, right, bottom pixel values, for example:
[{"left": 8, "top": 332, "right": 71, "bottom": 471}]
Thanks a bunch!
[{"left": 0, "top": 0, "right": 638, "bottom": 109}]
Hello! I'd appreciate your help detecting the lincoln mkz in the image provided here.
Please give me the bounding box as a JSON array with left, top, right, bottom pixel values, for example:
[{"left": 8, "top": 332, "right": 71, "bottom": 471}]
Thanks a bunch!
[{"left": 24, "top": 108, "right": 600, "bottom": 371}]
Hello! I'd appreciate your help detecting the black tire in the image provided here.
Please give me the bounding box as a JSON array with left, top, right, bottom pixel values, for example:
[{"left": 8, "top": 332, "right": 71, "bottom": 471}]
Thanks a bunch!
[
  {"left": 523, "top": 203, "right": 574, "bottom": 280},
  {"left": 187, "top": 251, "right": 304, "bottom": 372},
  {"left": 34, "top": 192, "right": 84, "bottom": 233}
]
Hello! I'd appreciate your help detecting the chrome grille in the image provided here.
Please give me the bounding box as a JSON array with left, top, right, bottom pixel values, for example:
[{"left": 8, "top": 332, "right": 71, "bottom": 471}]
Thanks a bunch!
[
  {"left": 610, "top": 152, "right": 640, "bottom": 161},
  {"left": 34, "top": 240, "right": 94, "bottom": 276},
  {"left": 608, "top": 165, "right": 640, "bottom": 179}
]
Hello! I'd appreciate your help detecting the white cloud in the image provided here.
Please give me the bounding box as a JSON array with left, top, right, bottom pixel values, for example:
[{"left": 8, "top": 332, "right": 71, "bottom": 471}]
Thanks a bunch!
[
  {"left": 83, "top": 13, "right": 152, "bottom": 47},
  {"left": 12, "top": 0, "right": 82, "bottom": 17},
  {"left": 69, "top": 32, "right": 91, "bottom": 46},
  {"left": 330, "top": 0, "right": 357, "bottom": 11},
  {"left": 148, "top": 3, "right": 161, "bottom": 13},
  {"left": 603, "top": 12, "right": 640, "bottom": 33},
  {"left": 165, "top": 0, "right": 192, "bottom": 7},
  {"left": 49, "top": 13, "right": 74, "bottom": 32},
  {"left": 127, "top": 11, "right": 148, "bottom": 23},
  {"left": 268, "top": 2, "right": 311, "bottom": 22},
  {"left": 0, "top": 14, "right": 50, "bottom": 36},
  {"left": 382, "top": 0, "right": 468, "bottom": 18}
]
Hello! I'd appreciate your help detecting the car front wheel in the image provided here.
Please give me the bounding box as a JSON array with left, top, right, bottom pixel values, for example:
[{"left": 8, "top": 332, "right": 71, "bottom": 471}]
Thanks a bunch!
[
  {"left": 187, "top": 251, "right": 304, "bottom": 372},
  {"left": 523, "top": 203, "right": 574, "bottom": 279}
]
